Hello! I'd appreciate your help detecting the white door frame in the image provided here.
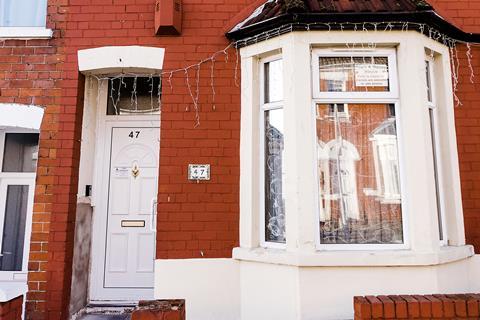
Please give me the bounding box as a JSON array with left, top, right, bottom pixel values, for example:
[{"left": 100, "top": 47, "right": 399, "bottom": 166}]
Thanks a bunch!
[{"left": 89, "top": 80, "right": 161, "bottom": 303}]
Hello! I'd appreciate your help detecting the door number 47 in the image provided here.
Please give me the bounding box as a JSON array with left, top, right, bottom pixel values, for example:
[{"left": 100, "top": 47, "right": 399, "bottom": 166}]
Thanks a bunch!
[{"left": 128, "top": 131, "right": 141, "bottom": 139}]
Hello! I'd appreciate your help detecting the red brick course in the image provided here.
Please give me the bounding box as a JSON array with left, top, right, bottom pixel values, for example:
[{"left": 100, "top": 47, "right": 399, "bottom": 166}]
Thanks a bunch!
[
  {"left": 0, "top": 296, "right": 24, "bottom": 320},
  {"left": 354, "top": 294, "right": 480, "bottom": 319}
]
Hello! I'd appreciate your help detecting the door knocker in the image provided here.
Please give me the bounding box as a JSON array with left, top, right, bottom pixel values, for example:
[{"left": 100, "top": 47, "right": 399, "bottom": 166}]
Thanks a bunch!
[{"left": 132, "top": 164, "right": 140, "bottom": 178}]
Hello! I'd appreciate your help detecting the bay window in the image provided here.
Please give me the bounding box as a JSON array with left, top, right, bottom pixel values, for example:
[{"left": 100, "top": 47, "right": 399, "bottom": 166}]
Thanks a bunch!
[{"left": 238, "top": 31, "right": 469, "bottom": 265}]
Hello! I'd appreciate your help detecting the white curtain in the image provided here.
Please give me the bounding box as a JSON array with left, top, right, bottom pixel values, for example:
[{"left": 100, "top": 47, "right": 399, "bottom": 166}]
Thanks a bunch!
[{"left": 0, "top": 0, "right": 47, "bottom": 27}]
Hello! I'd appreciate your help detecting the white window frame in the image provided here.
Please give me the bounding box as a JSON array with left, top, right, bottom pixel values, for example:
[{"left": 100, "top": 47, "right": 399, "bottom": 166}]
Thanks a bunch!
[
  {"left": 0, "top": 128, "right": 37, "bottom": 281},
  {"left": 312, "top": 48, "right": 399, "bottom": 101},
  {"left": 312, "top": 49, "right": 409, "bottom": 250},
  {"left": 259, "top": 54, "right": 286, "bottom": 249},
  {"left": 426, "top": 55, "right": 448, "bottom": 246}
]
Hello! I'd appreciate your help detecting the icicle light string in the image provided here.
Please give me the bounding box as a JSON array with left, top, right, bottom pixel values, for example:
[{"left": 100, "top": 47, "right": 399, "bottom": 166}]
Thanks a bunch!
[{"left": 89, "top": 20, "right": 480, "bottom": 126}]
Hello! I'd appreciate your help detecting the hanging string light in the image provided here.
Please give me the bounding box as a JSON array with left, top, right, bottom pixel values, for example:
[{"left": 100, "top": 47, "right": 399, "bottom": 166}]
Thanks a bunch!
[{"left": 87, "top": 20, "right": 480, "bottom": 127}]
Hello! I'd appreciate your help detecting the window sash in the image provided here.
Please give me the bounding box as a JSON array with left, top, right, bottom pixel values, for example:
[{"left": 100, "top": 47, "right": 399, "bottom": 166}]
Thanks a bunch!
[
  {"left": 426, "top": 56, "right": 448, "bottom": 245},
  {"left": 260, "top": 55, "right": 286, "bottom": 248},
  {"left": 312, "top": 48, "right": 399, "bottom": 100}
]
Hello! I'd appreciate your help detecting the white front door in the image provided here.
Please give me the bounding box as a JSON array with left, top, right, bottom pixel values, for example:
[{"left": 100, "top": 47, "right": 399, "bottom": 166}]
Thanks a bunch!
[
  {"left": 104, "top": 126, "right": 159, "bottom": 288},
  {"left": 90, "top": 123, "right": 160, "bottom": 302}
]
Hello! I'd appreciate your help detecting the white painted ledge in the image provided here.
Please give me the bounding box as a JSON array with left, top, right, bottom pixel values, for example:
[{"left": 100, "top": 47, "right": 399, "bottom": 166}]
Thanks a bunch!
[
  {"left": 0, "top": 282, "right": 27, "bottom": 303},
  {"left": 0, "top": 27, "right": 53, "bottom": 39},
  {"left": 0, "top": 104, "right": 44, "bottom": 130},
  {"left": 78, "top": 46, "right": 165, "bottom": 75},
  {"left": 233, "top": 245, "right": 475, "bottom": 267}
]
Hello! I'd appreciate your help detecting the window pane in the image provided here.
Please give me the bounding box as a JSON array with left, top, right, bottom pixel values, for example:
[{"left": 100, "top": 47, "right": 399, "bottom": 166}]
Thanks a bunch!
[
  {"left": 264, "top": 108, "right": 286, "bottom": 243},
  {"left": 429, "top": 108, "right": 444, "bottom": 241},
  {"left": 316, "top": 103, "right": 403, "bottom": 245},
  {"left": 2, "top": 133, "right": 39, "bottom": 173},
  {"left": 107, "top": 77, "right": 161, "bottom": 115},
  {"left": 264, "top": 59, "right": 283, "bottom": 103},
  {"left": 1, "top": 185, "right": 29, "bottom": 271},
  {"left": 319, "top": 57, "right": 390, "bottom": 92},
  {"left": 0, "top": 0, "right": 47, "bottom": 27}
]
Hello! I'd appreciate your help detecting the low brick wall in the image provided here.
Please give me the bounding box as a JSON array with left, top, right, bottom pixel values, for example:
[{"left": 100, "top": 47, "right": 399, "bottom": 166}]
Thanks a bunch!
[
  {"left": 354, "top": 294, "right": 480, "bottom": 319},
  {"left": 131, "top": 300, "right": 185, "bottom": 320},
  {"left": 0, "top": 295, "right": 23, "bottom": 320}
]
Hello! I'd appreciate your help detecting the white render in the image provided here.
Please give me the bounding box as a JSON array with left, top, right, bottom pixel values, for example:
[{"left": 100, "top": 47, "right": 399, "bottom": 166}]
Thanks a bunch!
[
  {"left": 77, "top": 46, "right": 165, "bottom": 75},
  {"left": 155, "top": 259, "right": 240, "bottom": 320},
  {"left": 154, "top": 30, "right": 476, "bottom": 319},
  {"left": 156, "top": 256, "right": 480, "bottom": 320}
]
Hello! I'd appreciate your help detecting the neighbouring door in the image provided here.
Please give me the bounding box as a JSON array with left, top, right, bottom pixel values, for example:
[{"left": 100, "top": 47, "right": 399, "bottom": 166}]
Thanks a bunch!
[{"left": 103, "top": 126, "right": 160, "bottom": 289}]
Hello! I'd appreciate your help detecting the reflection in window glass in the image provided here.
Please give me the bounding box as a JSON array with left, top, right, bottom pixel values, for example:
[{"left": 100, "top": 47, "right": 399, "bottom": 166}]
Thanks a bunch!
[
  {"left": 0, "top": 185, "right": 29, "bottom": 271},
  {"left": 2, "top": 133, "right": 39, "bottom": 173},
  {"left": 319, "top": 57, "right": 390, "bottom": 92},
  {"left": 107, "top": 77, "right": 162, "bottom": 115},
  {"left": 0, "top": 0, "right": 48, "bottom": 27},
  {"left": 264, "top": 59, "right": 283, "bottom": 103},
  {"left": 316, "top": 103, "right": 403, "bottom": 244},
  {"left": 264, "top": 108, "right": 286, "bottom": 243}
]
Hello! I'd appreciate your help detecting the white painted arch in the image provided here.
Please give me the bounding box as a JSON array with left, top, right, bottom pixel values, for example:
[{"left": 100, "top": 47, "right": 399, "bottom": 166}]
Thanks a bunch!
[
  {"left": 77, "top": 46, "right": 165, "bottom": 75},
  {"left": 0, "top": 103, "right": 44, "bottom": 130}
]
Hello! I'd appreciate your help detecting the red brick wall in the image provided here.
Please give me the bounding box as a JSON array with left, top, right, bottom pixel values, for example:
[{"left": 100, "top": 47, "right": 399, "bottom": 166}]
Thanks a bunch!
[
  {"left": 354, "top": 294, "right": 480, "bottom": 319},
  {"left": 0, "top": 296, "right": 24, "bottom": 320}
]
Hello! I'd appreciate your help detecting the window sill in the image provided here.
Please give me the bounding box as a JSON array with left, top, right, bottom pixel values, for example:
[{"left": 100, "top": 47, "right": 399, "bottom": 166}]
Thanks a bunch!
[
  {"left": 232, "top": 245, "right": 475, "bottom": 267},
  {"left": 0, "top": 281, "right": 27, "bottom": 303},
  {"left": 0, "top": 27, "right": 53, "bottom": 39}
]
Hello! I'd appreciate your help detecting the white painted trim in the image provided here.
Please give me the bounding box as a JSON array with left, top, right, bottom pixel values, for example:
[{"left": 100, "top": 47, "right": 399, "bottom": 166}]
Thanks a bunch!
[
  {"left": 78, "top": 46, "right": 165, "bottom": 75},
  {"left": 233, "top": 245, "right": 474, "bottom": 267},
  {"left": 0, "top": 27, "right": 52, "bottom": 39},
  {"left": 0, "top": 282, "right": 27, "bottom": 302},
  {"left": 0, "top": 104, "right": 44, "bottom": 130}
]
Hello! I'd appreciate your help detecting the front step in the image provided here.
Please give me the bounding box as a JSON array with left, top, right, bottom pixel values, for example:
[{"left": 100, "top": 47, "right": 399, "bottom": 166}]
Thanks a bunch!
[{"left": 72, "top": 305, "right": 135, "bottom": 320}]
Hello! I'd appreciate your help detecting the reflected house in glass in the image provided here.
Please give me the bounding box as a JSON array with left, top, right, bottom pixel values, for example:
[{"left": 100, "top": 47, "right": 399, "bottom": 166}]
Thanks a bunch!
[
  {"left": 317, "top": 104, "right": 403, "bottom": 245},
  {"left": 264, "top": 117, "right": 285, "bottom": 243}
]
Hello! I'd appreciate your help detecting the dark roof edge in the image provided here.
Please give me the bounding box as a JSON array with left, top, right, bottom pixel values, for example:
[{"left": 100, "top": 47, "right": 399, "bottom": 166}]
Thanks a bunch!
[{"left": 226, "top": 11, "right": 480, "bottom": 46}]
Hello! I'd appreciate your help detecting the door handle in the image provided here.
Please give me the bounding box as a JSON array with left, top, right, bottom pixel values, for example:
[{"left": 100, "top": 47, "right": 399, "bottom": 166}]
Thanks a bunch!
[{"left": 151, "top": 198, "right": 158, "bottom": 232}]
